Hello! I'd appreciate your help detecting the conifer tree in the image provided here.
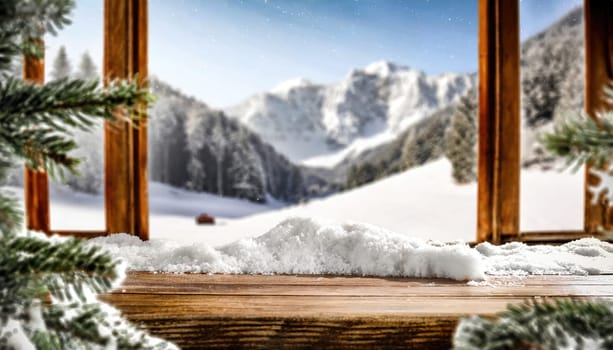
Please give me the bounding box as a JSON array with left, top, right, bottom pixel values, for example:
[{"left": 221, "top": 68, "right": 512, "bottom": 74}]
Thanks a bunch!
[
  {"left": 50, "top": 45, "right": 71, "bottom": 80},
  {"left": 75, "top": 51, "right": 97, "bottom": 81},
  {"left": 401, "top": 128, "right": 419, "bottom": 169},
  {"left": 345, "top": 162, "right": 377, "bottom": 189},
  {"left": 0, "top": 0, "right": 173, "bottom": 348},
  {"left": 63, "top": 51, "right": 102, "bottom": 194},
  {"left": 446, "top": 90, "right": 477, "bottom": 184}
]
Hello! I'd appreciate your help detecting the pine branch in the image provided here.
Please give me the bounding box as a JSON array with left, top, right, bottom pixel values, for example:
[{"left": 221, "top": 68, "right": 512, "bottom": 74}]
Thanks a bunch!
[
  {"left": 541, "top": 112, "right": 613, "bottom": 170},
  {"left": 0, "top": 1, "right": 175, "bottom": 348},
  {"left": 0, "top": 31, "right": 21, "bottom": 75},
  {"left": 42, "top": 303, "right": 111, "bottom": 348},
  {"left": 0, "top": 76, "right": 153, "bottom": 175},
  {"left": 0, "top": 190, "right": 23, "bottom": 235},
  {"left": 0, "top": 0, "right": 74, "bottom": 75},
  {"left": 540, "top": 86, "right": 613, "bottom": 171},
  {"left": 1, "top": 235, "right": 120, "bottom": 298},
  {"left": 0, "top": 234, "right": 175, "bottom": 349},
  {"left": 454, "top": 299, "right": 613, "bottom": 350}
]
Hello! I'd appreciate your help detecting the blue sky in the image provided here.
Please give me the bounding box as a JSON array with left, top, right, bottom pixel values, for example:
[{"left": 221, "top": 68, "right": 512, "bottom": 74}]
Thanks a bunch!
[{"left": 45, "top": 0, "right": 582, "bottom": 108}]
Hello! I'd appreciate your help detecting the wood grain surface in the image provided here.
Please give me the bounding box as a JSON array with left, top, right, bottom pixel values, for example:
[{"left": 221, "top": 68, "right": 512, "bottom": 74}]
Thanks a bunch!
[
  {"left": 104, "top": 0, "right": 149, "bottom": 239},
  {"left": 23, "top": 40, "right": 50, "bottom": 233},
  {"left": 584, "top": 0, "right": 613, "bottom": 233},
  {"left": 477, "top": 0, "right": 521, "bottom": 243},
  {"left": 101, "top": 272, "right": 613, "bottom": 349}
]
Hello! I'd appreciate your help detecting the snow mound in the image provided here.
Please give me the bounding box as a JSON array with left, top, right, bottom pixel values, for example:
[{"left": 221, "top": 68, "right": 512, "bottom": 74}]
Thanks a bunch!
[
  {"left": 220, "top": 218, "right": 485, "bottom": 280},
  {"left": 89, "top": 234, "right": 237, "bottom": 274},
  {"left": 477, "top": 238, "right": 613, "bottom": 276},
  {"left": 90, "top": 217, "right": 485, "bottom": 281},
  {"left": 90, "top": 218, "right": 613, "bottom": 281}
]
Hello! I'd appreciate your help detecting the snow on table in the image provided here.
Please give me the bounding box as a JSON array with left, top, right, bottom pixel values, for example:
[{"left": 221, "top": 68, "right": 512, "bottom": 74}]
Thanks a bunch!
[
  {"left": 90, "top": 217, "right": 485, "bottom": 281},
  {"left": 5, "top": 159, "right": 603, "bottom": 281},
  {"left": 89, "top": 217, "right": 613, "bottom": 282}
]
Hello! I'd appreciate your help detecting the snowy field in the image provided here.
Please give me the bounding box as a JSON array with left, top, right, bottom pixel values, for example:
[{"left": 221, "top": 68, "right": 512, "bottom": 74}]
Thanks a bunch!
[{"left": 5, "top": 159, "right": 585, "bottom": 246}]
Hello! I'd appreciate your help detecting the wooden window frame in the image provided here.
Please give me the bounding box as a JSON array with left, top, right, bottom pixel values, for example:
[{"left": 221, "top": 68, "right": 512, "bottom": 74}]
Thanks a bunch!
[
  {"left": 23, "top": 0, "right": 612, "bottom": 244},
  {"left": 24, "top": 0, "right": 148, "bottom": 240},
  {"left": 478, "top": 0, "right": 613, "bottom": 244}
]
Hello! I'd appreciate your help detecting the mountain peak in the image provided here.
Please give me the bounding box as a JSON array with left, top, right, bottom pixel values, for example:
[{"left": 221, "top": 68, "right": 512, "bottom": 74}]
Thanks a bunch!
[
  {"left": 225, "top": 59, "right": 473, "bottom": 165},
  {"left": 271, "top": 78, "right": 313, "bottom": 94},
  {"left": 364, "top": 61, "right": 408, "bottom": 77}
]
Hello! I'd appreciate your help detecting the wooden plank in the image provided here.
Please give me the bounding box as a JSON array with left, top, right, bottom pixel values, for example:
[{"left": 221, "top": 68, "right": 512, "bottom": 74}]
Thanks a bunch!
[
  {"left": 102, "top": 273, "right": 613, "bottom": 349},
  {"left": 477, "top": 0, "right": 521, "bottom": 243},
  {"left": 114, "top": 273, "right": 613, "bottom": 297},
  {"left": 103, "top": 311, "right": 460, "bottom": 350},
  {"left": 117, "top": 271, "right": 613, "bottom": 293},
  {"left": 104, "top": 0, "right": 149, "bottom": 239},
  {"left": 509, "top": 230, "right": 611, "bottom": 245},
  {"left": 102, "top": 293, "right": 533, "bottom": 350},
  {"left": 121, "top": 272, "right": 467, "bottom": 287},
  {"left": 584, "top": 0, "right": 613, "bottom": 233},
  {"left": 49, "top": 230, "right": 108, "bottom": 239},
  {"left": 133, "top": 0, "right": 149, "bottom": 240},
  {"left": 101, "top": 293, "right": 538, "bottom": 318},
  {"left": 115, "top": 281, "right": 613, "bottom": 297},
  {"left": 122, "top": 272, "right": 613, "bottom": 285},
  {"left": 119, "top": 272, "right": 613, "bottom": 286},
  {"left": 23, "top": 40, "right": 50, "bottom": 233}
]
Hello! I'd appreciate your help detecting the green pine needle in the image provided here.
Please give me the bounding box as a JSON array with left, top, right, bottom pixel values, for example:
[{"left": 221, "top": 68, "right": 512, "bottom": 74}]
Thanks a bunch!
[
  {"left": 0, "top": 1, "right": 174, "bottom": 348},
  {"left": 454, "top": 299, "right": 613, "bottom": 350},
  {"left": 541, "top": 86, "right": 613, "bottom": 172}
]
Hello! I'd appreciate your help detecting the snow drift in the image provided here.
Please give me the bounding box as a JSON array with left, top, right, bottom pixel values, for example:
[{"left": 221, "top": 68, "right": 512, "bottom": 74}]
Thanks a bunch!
[
  {"left": 89, "top": 217, "right": 613, "bottom": 282},
  {"left": 477, "top": 238, "right": 613, "bottom": 276},
  {"left": 90, "top": 217, "right": 485, "bottom": 281}
]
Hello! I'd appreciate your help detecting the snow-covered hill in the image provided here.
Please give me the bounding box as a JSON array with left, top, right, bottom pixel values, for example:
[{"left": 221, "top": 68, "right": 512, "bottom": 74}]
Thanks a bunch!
[
  {"left": 184, "top": 159, "right": 583, "bottom": 246},
  {"left": 225, "top": 61, "right": 475, "bottom": 166}
]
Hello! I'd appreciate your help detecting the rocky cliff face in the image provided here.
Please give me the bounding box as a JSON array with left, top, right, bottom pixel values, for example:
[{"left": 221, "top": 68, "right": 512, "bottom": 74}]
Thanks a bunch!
[{"left": 225, "top": 61, "right": 475, "bottom": 165}]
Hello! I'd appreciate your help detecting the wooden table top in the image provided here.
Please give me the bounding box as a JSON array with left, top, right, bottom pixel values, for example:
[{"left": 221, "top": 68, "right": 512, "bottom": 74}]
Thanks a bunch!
[{"left": 101, "top": 272, "right": 613, "bottom": 349}]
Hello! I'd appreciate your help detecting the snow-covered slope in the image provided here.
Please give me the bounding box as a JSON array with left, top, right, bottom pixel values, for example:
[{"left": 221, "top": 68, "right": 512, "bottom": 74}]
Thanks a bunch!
[
  {"left": 178, "top": 159, "right": 583, "bottom": 246},
  {"left": 3, "top": 181, "right": 284, "bottom": 232},
  {"left": 7, "top": 159, "right": 584, "bottom": 246},
  {"left": 225, "top": 61, "right": 474, "bottom": 166}
]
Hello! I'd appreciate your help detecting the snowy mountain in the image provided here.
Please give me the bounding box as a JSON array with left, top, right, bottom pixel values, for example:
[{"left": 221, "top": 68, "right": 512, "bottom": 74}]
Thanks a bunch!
[
  {"left": 148, "top": 79, "right": 333, "bottom": 204},
  {"left": 225, "top": 61, "right": 475, "bottom": 166},
  {"left": 521, "top": 6, "right": 584, "bottom": 166},
  {"left": 330, "top": 6, "right": 585, "bottom": 185},
  {"left": 225, "top": 6, "right": 584, "bottom": 171}
]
